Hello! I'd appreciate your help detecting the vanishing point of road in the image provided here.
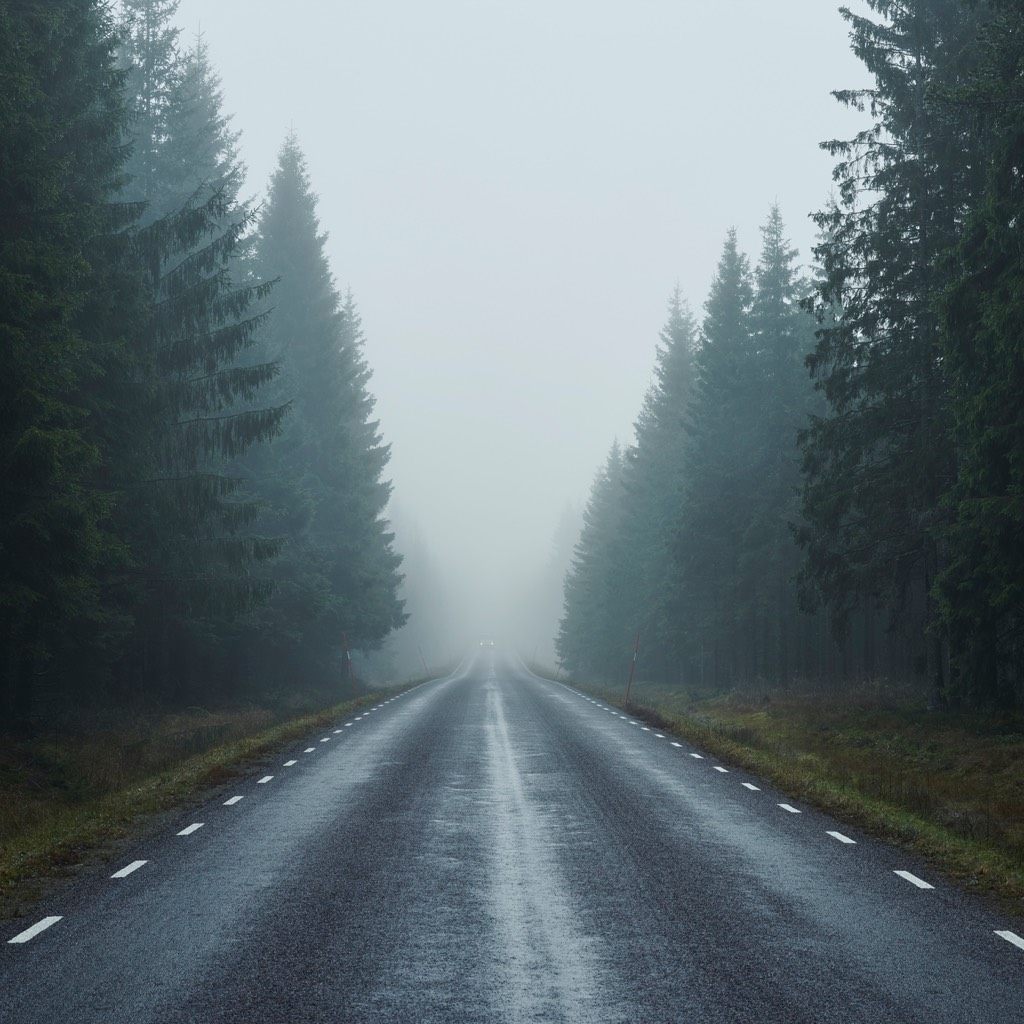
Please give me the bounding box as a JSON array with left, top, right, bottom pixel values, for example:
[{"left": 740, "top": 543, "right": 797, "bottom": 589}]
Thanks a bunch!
[{"left": 2, "top": 650, "right": 1021, "bottom": 1022}]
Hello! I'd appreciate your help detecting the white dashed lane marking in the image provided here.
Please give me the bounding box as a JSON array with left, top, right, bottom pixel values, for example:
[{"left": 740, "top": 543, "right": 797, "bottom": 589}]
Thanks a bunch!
[
  {"left": 996, "top": 930, "right": 1024, "bottom": 951},
  {"left": 828, "top": 831, "right": 856, "bottom": 844},
  {"left": 895, "top": 870, "right": 934, "bottom": 890},
  {"left": 304, "top": 747, "right": 315, "bottom": 753},
  {"left": 224, "top": 796, "right": 243, "bottom": 805},
  {"left": 177, "top": 823, "right": 204, "bottom": 836},
  {"left": 284, "top": 759, "right": 298, "bottom": 766},
  {"left": 111, "top": 860, "right": 147, "bottom": 879},
  {"left": 8, "top": 917, "right": 62, "bottom": 944},
  {"left": 563, "top": 684, "right": 1024, "bottom": 949},
  {"left": 257, "top": 776, "right": 273, "bottom": 784}
]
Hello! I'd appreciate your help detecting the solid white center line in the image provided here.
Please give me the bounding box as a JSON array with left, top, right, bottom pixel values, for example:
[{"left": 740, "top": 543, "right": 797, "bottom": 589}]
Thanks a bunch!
[
  {"left": 690, "top": 753, "right": 704, "bottom": 759},
  {"left": 8, "top": 917, "right": 62, "bottom": 944},
  {"left": 283, "top": 759, "right": 298, "bottom": 766},
  {"left": 177, "top": 823, "right": 204, "bottom": 836},
  {"left": 996, "top": 930, "right": 1024, "bottom": 950},
  {"left": 111, "top": 860, "right": 148, "bottom": 878},
  {"left": 257, "top": 775, "right": 273, "bottom": 784},
  {"left": 778, "top": 804, "right": 802, "bottom": 814},
  {"left": 714, "top": 766, "right": 729, "bottom": 773},
  {"left": 224, "top": 796, "right": 243, "bottom": 805},
  {"left": 895, "top": 870, "right": 934, "bottom": 889},
  {"left": 827, "top": 830, "right": 856, "bottom": 844},
  {"left": 741, "top": 783, "right": 760, "bottom": 791}
]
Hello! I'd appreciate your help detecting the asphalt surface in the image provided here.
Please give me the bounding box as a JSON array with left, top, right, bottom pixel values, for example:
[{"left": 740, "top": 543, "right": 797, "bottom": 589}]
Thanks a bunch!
[{"left": 1, "top": 649, "right": 1022, "bottom": 1022}]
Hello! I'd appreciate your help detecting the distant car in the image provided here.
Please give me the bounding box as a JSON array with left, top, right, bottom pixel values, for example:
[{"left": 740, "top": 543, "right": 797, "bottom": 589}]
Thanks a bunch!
[{"left": 479, "top": 639, "right": 494, "bottom": 647}]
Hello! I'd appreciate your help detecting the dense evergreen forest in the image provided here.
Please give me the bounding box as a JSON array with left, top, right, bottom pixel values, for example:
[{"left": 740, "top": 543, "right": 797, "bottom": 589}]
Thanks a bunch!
[
  {"left": 5, "top": 0, "right": 1024, "bottom": 730},
  {"left": 558, "top": 0, "right": 1024, "bottom": 711},
  {"left": 0, "top": 0, "right": 405, "bottom": 730}
]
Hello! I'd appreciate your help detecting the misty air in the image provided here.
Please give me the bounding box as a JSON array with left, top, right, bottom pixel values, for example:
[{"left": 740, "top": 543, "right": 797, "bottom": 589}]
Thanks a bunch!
[{"left": 2, "top": 1, "right": 1023, "bottom": 1020}]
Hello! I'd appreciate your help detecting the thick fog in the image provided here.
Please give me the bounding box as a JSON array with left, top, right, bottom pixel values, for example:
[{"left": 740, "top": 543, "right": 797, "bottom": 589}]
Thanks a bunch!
[{"left": 172, "top": 0, "right": 871, "bottom": 665}]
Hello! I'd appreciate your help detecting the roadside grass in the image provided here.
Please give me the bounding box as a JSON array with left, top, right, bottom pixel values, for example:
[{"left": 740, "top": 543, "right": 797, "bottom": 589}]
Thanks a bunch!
[
  {"left": 0, "top": 691, "right": 398, "bottom": 918},
  {"left": 577, "top": 677, "right": 1024, "bottom": 915}
]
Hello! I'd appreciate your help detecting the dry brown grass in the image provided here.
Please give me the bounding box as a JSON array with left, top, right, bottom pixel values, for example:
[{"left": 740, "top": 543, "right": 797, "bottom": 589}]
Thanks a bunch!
[
  {"left": 609, "top": 680, "right": 1024, "bottom": 914},
  {"left": 0, "top": 696, "right": 394, "bottom": 916}
]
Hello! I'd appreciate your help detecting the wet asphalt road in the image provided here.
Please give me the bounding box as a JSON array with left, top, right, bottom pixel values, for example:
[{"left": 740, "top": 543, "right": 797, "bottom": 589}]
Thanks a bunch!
[{"left": 1, "top": 650, "right": 1022, "bottom": 1022}]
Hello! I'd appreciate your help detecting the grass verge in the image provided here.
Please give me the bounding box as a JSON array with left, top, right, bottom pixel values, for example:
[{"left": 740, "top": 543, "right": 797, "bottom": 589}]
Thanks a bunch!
[
  {"left": 574, "top": 679, "right": 1024, "bottom": 916},
  {"left": 0, "top": 690, "right": 401, "bottom": 919}
]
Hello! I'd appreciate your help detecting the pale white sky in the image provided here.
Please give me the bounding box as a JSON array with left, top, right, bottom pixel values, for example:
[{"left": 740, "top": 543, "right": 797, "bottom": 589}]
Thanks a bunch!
[{"left": 173, "top": 0, "right": 871, "bottom": 649}]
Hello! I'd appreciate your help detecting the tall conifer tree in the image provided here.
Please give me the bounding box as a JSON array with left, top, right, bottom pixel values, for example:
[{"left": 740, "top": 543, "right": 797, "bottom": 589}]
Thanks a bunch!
[
  {"left": 619, "top": 288, "right": 697, "bottom": 682},
  {"left": 745, "top": 205, "right": 819, "bottom": 682},
  {"left": 557, "top": 443, "right": 626, "bottom": 682},
  {"left": 110, "top": 0, "right": 286, "bottom": 701},
  {"left": 0, "top": 0, "right": 135, "bottom": 723},
  {"left": 799, "top": 0, "right": 986, "bottom": 703},
  {"left": 243, "top": 133, "right": 405, "bottom": 686},
  {"left": 117, "top": 0, "right": 182, "bottom": 222},
  {"left": 674, "top": 229, "right": 757, "bottom": 685},
  {"left": 936, "top": 0, "right": 1024, "bottom": 707}
]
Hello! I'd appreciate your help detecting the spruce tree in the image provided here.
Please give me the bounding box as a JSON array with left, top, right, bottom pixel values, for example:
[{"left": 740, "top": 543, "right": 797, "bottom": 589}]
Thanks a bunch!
[
  {"left": 799, "top": 0, "right": 987, "bottom": 702},
  {"left": 160, "top": 31, "right": 244, "bottom": 211},
  {"left": 744, "top": 205, "right": 819, "bottom": 682},
  {"left": 674, "top": 229, "right": 757, "bottom": 686},
  {"left": 935, "top": 0, "right": 1024, "bottom": 707},
  {"left": 558, "top": 442, "right": 627, "bottom": 682},
  {"left": 0, "top": 0, "right": 135, "bottom": 724},
  {"left": 619, "top": 288, "right": 697, "bottom": 683},
  {"left": 243, "top": 133, "right": 405, "bottom": 687},
  {"left": 116, "top": 0, "right": 183, "bottom": 222},
  {"left": 109, "top": 0, "right": 286, "bottom": 701}
]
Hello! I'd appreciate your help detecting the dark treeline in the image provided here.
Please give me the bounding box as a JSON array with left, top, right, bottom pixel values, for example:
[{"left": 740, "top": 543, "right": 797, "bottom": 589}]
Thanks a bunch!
[
  {"left": 558, "top": 0, "right": 1024, "bottom": 711},
  {"left": 1, "top": 0, "right": 405, "bottom": 730}
]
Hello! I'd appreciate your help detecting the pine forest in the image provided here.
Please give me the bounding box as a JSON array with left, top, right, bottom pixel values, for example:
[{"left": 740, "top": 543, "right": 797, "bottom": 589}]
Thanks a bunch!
[
  {"left": 1, "top": 0, "right": 405, "bottom": 729},
  {"left": 558, "top": 0, "right": 1024, "bottom": 712},
  {"left": 3, "top": 0, "right": 1024, "bottom": 739}
]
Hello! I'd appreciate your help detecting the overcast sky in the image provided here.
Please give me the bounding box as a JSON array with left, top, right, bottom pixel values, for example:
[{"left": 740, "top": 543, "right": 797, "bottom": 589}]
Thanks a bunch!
[{"left": 173, "top": 0, "right": 872, "bottom": 652}]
